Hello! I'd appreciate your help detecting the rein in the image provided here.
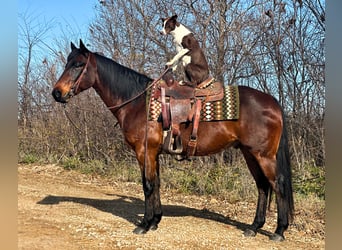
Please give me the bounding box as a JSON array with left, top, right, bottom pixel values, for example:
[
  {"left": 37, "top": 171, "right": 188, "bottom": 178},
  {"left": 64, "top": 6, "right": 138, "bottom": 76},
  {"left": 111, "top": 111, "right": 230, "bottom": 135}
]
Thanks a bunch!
[
  {"left": 62, "top": 104, "right": 83, "bottom": 133},
  {"left": 107, "top": 66, "right": 170, "bottom": 112}
]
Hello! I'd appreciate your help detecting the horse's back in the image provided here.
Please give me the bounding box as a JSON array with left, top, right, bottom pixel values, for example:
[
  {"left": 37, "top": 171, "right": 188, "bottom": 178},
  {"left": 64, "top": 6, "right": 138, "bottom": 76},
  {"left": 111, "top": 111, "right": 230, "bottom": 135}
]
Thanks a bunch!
[
  {"left": 238, "top": 85, "right": 281, "bottom": 111},
  {"left": 238, "top": 85, "right": 282, "bottom": 123}
]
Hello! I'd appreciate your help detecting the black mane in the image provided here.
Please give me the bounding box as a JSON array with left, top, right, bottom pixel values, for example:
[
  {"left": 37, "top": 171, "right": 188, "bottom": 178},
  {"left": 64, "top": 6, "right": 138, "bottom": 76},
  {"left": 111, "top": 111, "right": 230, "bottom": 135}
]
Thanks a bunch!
[{"left": 94, "top": 53, "right": 152, "bottom": 100}]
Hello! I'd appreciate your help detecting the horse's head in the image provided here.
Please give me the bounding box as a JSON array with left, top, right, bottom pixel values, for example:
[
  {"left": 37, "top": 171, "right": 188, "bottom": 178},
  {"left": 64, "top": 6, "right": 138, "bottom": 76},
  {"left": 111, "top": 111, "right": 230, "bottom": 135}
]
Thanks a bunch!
[{"left": 52, "top": 40, "right": 97, "bottom": 103}]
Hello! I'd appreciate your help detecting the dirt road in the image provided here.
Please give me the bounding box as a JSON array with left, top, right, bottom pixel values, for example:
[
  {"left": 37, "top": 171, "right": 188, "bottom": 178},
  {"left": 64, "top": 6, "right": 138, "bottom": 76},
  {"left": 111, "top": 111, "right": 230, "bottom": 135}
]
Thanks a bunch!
[{"left": 18, "top": 164, "right": 324, "bottom": 249}]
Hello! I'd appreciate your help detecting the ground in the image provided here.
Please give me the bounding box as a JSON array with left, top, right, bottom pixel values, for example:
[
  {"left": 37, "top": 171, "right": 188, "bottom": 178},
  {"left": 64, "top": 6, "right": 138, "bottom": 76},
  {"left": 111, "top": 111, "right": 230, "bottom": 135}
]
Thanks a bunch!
[{"left": 18, "top": 164, "right": 324, "bottom": 249}]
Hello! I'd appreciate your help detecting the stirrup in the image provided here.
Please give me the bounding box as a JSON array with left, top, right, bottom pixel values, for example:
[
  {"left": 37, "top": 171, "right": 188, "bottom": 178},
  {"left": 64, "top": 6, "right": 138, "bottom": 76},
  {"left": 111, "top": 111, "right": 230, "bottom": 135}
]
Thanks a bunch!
[{"left": 163, "top": 130, "right": 183, "bottom": 154}]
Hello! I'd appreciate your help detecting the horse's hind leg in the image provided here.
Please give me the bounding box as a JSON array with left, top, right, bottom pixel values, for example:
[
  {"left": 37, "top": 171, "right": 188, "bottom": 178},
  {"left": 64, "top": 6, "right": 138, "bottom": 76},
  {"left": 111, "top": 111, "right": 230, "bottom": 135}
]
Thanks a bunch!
[
  {"left": 258, "top": 156, "right": 292, "bottom": 241},
  {"left": 240, "top": 147, "right": 271, "bottom": 237},
  {"left": 243, "top": 149, "right": 289, "bottom": 241}
]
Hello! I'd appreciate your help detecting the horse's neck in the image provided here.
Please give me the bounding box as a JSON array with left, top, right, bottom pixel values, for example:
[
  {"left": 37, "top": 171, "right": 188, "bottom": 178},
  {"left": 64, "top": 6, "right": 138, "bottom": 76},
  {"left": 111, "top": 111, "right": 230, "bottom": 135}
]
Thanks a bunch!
[
  {"left": 92, "top": 82, "right": 118, "bottom": 109},
  {"left": 92, "top": 55, "right": 149, "bottom": 129},
  {"left": 93, "top": 82, "right": 146, "bottom": 128}
]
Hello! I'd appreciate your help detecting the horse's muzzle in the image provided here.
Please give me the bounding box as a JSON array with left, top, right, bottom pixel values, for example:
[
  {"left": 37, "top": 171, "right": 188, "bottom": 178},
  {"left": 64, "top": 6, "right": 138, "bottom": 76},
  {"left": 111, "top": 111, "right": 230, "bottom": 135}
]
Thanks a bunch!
[{"left": 52, "top": 88, "right": 68, "bottom": 103}]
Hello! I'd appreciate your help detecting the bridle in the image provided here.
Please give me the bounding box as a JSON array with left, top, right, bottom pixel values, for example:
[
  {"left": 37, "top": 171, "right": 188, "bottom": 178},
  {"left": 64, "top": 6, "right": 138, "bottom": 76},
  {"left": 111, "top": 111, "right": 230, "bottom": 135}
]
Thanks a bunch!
[
  {"left": 70, "top": 53, "right": 92, "bottom": 97},
  {"left": 62, "top": 53, "right": 92, "bottom": 133}
]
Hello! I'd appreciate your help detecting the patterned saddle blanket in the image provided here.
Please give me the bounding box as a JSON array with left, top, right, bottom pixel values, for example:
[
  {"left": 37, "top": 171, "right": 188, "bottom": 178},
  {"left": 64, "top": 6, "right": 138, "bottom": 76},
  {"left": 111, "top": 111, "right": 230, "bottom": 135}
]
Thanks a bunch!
[{"left": 147, "top": 80, "right": 240, "bottom": 122}]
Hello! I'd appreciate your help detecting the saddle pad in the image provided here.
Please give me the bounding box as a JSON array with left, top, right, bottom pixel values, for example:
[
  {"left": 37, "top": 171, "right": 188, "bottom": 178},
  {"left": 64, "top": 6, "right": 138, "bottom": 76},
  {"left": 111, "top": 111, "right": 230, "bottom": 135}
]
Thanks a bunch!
[
  {"left": 147, "top": 83, "right": 240, "bottom": 122},
  {"left": 201, "top": 85, "right": 239, "bottom": 121}
]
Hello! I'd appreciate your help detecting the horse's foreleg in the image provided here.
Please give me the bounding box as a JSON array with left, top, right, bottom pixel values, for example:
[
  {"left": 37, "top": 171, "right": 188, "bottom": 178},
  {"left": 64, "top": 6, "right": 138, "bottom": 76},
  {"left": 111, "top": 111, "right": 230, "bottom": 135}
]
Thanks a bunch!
[
  {"left": 142, "top": 159, "right": 162, "bottom": 231},
  {"left": 133, "top": 150, "right": 162, "bottom": 234}
]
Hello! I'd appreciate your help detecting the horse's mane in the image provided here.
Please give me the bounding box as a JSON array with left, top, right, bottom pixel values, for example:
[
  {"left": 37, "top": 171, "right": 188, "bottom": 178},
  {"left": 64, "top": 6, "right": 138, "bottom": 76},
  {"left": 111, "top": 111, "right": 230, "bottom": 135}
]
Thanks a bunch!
[{"left": 94, "top": 53, "right": 152, "bottom": 100}]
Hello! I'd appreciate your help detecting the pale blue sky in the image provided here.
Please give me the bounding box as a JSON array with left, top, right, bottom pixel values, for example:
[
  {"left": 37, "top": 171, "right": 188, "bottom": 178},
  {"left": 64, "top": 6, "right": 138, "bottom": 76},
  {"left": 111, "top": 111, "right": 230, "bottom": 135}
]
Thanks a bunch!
[
  {"left": 18, "top": 0, "right": 97, "bottom": 53},
  {"left": 19, "top": 0, "right": 96, "bottom": 34},
  {"left": 18, "top": 0, "right": 99, "bottom": 70}
]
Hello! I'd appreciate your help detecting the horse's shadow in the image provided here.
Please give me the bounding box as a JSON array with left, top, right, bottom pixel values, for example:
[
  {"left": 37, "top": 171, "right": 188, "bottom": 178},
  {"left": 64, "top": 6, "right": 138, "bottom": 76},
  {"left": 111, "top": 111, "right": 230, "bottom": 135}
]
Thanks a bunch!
[{"left": 37, "top": 193, "right": 273, "bottom": 238}]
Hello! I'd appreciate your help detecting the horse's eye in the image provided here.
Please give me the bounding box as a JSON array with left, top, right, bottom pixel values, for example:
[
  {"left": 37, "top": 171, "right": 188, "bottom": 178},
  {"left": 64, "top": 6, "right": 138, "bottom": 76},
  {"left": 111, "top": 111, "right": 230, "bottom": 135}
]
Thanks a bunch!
[{"left": 74, "top": 62, "right": 85, "bottom": 68}]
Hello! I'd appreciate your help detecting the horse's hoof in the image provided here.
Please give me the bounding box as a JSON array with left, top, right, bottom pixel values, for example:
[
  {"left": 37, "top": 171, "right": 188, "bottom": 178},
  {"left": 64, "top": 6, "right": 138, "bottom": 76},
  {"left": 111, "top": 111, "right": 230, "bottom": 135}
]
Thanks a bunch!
[
  {"left": 243, "top": 228, "right": 256, "bottom": 237},
  {"left": 149, "top": 224, "right": 158, "bottom": 231},
  {"left": 269, "top": 233, "right": 285, "bottom": 242},
  {"left": 133, "top": 226, "right": 147, "bottom": 234}
]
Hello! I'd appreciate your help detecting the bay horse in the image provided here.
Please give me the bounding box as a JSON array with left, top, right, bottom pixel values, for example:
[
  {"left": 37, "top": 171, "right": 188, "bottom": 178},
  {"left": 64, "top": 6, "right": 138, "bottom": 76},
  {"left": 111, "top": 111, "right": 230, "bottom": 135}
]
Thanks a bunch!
[{"left": 52, "top": 40, "right": 294, "bottom": 241}]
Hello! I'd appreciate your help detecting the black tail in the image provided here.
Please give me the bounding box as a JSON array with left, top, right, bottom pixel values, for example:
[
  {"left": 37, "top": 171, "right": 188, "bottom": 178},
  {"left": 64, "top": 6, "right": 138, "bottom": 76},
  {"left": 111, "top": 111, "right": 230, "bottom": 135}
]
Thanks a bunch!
[{"left": 275, "top": 110, "right": 294, "bottom": 221}]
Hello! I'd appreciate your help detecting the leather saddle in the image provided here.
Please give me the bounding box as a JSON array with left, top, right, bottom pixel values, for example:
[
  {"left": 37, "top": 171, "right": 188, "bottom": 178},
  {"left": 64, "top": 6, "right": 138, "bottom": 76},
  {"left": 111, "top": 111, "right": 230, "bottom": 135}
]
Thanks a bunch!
[{"left": 153, "top": 74, "right": 224, "bottom": 159}]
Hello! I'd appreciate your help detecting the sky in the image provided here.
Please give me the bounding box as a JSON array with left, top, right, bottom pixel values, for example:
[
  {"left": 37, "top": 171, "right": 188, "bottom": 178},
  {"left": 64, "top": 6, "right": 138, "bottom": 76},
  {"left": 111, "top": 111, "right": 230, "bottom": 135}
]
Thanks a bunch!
[
  {"left": 18, "top": 0, "right": 97, "bottom": 54},
  {"left": 19, "top": 0, "right": 96, "bottom": 34}
]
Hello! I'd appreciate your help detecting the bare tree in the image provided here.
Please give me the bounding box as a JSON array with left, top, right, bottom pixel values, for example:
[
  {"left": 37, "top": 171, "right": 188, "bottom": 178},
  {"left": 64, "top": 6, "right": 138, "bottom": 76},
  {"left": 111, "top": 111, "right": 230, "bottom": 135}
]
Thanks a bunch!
[{"left": 18, "top": 10, "right": 52, "bottom": 130}]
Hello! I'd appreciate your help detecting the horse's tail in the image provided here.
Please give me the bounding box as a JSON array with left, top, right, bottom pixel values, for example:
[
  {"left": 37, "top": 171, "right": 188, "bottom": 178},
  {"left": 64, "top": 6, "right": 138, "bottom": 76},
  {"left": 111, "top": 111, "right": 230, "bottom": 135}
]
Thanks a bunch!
[{"left": 275, "top": 109, "right": 294, "bottom": 222}]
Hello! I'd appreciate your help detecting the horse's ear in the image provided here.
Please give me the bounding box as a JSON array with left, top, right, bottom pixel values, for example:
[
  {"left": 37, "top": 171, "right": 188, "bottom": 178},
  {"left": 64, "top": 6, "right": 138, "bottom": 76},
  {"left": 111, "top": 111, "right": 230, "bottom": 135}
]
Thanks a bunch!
[
  {"left": 171, "top": 14, "right": 178, "bottom": 20},
  {"left": 79, "top": 39, "right": 89, "bottom": 54},
  {"left": 71, "top": 42, "right": 77, "bottom": 50}
]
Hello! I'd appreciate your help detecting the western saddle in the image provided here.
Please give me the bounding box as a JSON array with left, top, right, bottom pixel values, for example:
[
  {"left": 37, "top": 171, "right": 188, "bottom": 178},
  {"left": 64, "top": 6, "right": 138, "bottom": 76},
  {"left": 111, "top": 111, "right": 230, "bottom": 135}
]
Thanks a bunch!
[{"left": 152, "top": 70, "right": 224, "bottom": 160}]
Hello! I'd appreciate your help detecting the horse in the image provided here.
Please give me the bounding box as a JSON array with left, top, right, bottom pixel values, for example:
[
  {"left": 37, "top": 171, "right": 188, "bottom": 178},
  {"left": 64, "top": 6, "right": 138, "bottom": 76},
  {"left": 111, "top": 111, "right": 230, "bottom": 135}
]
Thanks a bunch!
[{"left": 52, "top": 40, "right": 294, "bottom": 241}]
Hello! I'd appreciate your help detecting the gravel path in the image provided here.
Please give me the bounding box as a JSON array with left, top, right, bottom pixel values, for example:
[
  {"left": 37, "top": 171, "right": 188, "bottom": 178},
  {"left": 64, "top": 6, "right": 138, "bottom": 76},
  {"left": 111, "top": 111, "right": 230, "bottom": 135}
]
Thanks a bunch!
[{"left": 18, "top": 164, "right": 324, "bottom": 249}]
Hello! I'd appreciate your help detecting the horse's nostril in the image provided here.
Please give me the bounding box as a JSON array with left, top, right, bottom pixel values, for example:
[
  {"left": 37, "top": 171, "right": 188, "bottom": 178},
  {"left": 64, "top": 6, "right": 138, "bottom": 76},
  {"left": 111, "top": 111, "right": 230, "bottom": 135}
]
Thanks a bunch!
[{"left": 52, "top": 89, "right": 62, "bottom": 102}]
